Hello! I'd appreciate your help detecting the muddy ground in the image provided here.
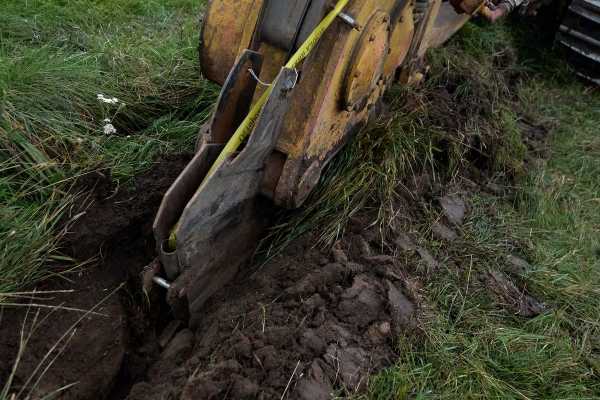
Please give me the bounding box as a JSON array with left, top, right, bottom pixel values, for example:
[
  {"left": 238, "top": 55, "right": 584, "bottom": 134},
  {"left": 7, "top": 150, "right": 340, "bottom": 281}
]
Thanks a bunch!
[
  {"left": 0, "top": 155, "right": 191, "bottom": 399},
  {"left": 0, "top": 162, "right": 543, "bottom": 400},
  {"left": 0, "top": 157, "right": 426, "bottom": 400},
  {"left": 0, "top": 72, "right": 549, "bottom": 399}
]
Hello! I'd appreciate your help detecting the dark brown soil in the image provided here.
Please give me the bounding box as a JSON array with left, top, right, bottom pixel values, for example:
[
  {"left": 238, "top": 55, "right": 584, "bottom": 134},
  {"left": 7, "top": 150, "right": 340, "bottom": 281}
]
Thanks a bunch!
[
  {"left": 0, "top": 154, "right": 547, "bottom": 400},
  {"left": 0, "top": 58, "right": 552, "bottom": 399},
  {"left": 126, "top": 217, "right": 420, "bottom": 400},
  {"left": 0, "top": 151, "right": 422, "bottom": 400},
  {"left": 0, "top": 154, "right": 191, "bottom": 400}
]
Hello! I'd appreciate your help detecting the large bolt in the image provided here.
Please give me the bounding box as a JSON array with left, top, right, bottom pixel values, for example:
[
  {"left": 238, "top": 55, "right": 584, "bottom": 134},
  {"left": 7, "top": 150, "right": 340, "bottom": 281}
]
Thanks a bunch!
[{"left": 337, "top": 12, "right": 361, "bottom": 30}]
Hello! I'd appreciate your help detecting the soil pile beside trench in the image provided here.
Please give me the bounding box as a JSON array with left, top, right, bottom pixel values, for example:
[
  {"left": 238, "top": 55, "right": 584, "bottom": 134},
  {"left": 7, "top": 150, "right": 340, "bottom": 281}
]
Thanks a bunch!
[
  {"left": 0, "top": 155, "right": 191, "bottom": 400},
  {"left": 0, "top": 153, "right": 421, "bottom": 400},
  {"left": 127, "top": 216, "right": 420, "bottom": 400}
]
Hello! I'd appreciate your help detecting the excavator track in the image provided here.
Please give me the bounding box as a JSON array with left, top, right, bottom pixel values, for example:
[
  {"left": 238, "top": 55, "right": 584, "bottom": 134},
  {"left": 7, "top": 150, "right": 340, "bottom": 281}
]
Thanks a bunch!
[{"left": 557, "top": 0, "right": 600, "bottom": 84}]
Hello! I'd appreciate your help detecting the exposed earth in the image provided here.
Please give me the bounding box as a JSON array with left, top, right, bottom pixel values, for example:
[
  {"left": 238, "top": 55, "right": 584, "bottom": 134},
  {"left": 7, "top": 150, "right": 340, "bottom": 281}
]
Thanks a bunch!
[
  {"left": 0, "top": 155, "right": 424, "bottom": 399},
  {"left": 0, "top": 74, "right": 549, "bottom": 399}
]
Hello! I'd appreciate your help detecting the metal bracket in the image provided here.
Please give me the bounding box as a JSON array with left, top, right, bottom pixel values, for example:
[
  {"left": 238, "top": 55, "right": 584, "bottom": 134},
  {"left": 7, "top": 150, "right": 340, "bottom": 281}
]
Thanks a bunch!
[{"left": 159, "top": 68, "right": 298, "bottom": 326}]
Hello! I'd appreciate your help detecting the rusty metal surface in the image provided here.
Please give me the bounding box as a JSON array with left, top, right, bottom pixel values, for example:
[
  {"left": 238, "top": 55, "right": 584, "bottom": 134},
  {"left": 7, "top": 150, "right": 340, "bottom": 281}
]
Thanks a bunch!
[
  {"left": 344, "top": 10, "right": 390, "bottom": 109},
  {"left": 155, "top": 0, "right": 483, "bottom": 317},
  {"left": 198, "top": 0, "right": 468, "bottom": 207},
  {"left": 167, "top": 69, "right": 298, "bottom": 324},
  {"left": 199, "top": 0, "right": 476, "bottom": 209},
  {"left": 274, "top": 0, "right": 398, "bottom": 208},
  {"left": 200, "top": 0, "right": 265, "bottom": 85},
  {"left": 153, "top": 144, "right": 224, "bottom": 279},
  {"left": 198, "top": 0, "right": 475, "bottom": 209},
  {"left": 154, "top": 50, "right": 261, "bottom": 280}
]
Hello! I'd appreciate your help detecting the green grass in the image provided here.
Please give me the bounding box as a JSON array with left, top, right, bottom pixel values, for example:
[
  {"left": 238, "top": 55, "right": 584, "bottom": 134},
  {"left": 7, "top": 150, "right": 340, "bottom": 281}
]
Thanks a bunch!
[
  {"left": 259, "top": 16, "right": 600, "bottom": 400},
  {"left": 0, "top": 0, "right": 216, "bottom": 296},
  {"left": 260, "top": 20, "right": 600, "bottom": 396},
  {"left": 1, "top": 1, "right": 599, "bottom": 399},
  {"left": 357, "top": 22, "right": 600, "bottom": 400}
]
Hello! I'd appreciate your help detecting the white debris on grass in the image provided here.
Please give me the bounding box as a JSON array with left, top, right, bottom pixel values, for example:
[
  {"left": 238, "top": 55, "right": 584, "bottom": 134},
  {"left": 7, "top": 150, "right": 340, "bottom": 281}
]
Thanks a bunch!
[
  {"left": 103, "top": 123, "right": 117, "bottom": 135},
  {"left": 97, "top": 93, "right": 119, "bottom": 104}
]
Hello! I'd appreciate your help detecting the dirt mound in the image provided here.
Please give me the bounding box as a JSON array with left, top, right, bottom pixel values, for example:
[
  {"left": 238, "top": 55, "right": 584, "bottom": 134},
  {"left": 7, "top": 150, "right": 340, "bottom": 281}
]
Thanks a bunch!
[
  {"left": 0, "top": 152, "right": 421, "bottom": 400},
  {"left": 127, "top": 218, "right": 420, "bottom": 400},
  {"left": 0, "top": 154, "right": 191, "bottom": 400}
]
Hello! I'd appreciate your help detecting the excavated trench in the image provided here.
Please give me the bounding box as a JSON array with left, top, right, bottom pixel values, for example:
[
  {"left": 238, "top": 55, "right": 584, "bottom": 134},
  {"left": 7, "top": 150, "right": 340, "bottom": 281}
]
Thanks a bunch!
[
  {"left": 0, "top": 145, "right": 547, "bottom": 399},
  {"left": 0, "top": 66, "right": 551, "bottom": 398},
  {"left": 0, "top": 151, "right": 424, "bottom": 400}
]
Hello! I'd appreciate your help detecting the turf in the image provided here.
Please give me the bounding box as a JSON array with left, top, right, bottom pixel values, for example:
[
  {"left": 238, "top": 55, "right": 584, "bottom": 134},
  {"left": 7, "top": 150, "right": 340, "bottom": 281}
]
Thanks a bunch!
[
  {"left": 0, "top": 0, "right": 216, "bottom": 296},
  {"left": 360, "top": 21, "right": 599, "bottom": 400},
  {"left": 1, "top": 1, "right": 599, "bottom": 399},
  {"left": 261, "top": 16, "right": 600, "bottom": 400}
]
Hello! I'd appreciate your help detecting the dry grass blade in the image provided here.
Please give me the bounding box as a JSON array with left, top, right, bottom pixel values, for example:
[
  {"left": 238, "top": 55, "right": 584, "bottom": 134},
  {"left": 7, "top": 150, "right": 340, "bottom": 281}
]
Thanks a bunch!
[
  {"left": 0, "top": 303, "right": 108, "bottom": 317},
  {"left": 0, "top": 284, "right": 124, "bottom": 399}
]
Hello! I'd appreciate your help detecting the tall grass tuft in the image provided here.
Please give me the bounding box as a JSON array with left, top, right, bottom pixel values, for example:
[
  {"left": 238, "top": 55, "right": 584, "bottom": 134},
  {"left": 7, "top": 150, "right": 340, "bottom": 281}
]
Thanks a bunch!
[
  {"left": 0, "top": 0, "right": 217, "bottom": 299},
  {"left": 260, "top": 22, "right": 531, "bottom": 260}
]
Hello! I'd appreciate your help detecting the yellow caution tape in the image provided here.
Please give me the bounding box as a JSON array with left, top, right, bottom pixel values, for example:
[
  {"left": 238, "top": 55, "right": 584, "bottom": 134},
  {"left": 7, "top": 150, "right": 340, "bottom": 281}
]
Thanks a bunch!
[
  {"left": 205, "top": 0, "right": 351, "bottom": 181},
  {"left": 168, "top": 0, "right": 351, "bottom": 250}
]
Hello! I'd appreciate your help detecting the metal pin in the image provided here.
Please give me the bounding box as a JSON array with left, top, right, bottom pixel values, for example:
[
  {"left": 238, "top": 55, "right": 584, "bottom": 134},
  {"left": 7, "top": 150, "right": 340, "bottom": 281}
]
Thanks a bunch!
[
  {"left": 153, "top": 276, "right": 171, "bottom": 290},
  {"left": 337, "top": 12, "right": 360, "bottom": 30}
]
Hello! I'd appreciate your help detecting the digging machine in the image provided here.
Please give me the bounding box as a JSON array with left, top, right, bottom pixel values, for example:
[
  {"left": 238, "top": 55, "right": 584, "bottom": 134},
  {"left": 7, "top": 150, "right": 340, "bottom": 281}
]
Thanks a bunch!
[{"left": 147, "top": 0, "right": 599, "bottom": 323}]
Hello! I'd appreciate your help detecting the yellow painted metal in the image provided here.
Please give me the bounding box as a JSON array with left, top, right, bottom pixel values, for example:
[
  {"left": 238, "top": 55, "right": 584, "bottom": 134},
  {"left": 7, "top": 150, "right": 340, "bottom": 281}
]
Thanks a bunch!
[
  {"left": 383, "top": 2, "right": 415, "bottom": 78},
  {"left": 205, "top": 0, "right": 354, "bottom": 180},
  {"left": 168, "top": 0, "right": 354, "bottom": 249},
  {"left": 197, "top": 0, "right": 476, "bottom": 211},
  {"left": 201, "top": 0, "right": 264, "bottom": 85},
  {"left": 277, "top": 0, "right": 397, "bottom": 160},
  {"left": 343, "top": 10, "right": 390, "bottom": 109}
]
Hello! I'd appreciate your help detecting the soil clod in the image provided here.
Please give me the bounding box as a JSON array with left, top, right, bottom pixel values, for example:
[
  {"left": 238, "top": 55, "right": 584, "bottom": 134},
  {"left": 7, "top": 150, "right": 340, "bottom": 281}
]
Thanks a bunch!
[
  {"left": 486, "top": 271, "right": 545, "bottom": 317},
  {"left": 439, "top": 194, "right": 467, "bottom": 225},
  {"left": 432, "top": 221, "right": 458, "bottom": 241}
]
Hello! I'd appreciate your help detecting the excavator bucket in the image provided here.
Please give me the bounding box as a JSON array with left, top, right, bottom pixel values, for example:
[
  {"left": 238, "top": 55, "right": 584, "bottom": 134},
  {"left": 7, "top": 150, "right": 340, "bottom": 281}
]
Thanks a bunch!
[
  {"left": 151, "top": 0, "right": 484, "bottom": 322},
  {"left": 153, "top": 61, "right": 298, "bottom": 323}
]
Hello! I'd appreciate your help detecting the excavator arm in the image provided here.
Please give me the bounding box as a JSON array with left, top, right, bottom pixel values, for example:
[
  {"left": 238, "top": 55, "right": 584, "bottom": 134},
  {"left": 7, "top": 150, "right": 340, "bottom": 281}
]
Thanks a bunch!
[{"left": 148, "top": 0, "right": 485, "bottom": 324}]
